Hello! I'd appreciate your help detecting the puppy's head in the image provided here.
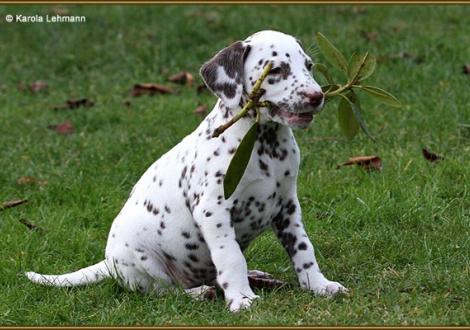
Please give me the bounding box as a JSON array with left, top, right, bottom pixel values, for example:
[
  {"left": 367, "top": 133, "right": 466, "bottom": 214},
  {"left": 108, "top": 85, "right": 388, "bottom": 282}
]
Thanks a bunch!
[{"left": 200, "top": 30, "right": 324, "bottom": 129}]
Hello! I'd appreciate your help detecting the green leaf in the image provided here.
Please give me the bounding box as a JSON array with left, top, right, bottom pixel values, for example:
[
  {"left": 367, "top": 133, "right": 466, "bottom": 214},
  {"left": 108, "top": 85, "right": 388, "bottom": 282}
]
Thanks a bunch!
[
  {"left": 223, "top": 123, "right": 258, "bottom": 199},
  {"left": 348, "top": 53, "right": 377, "bottom": 84},
  {"left": 337, "top": 94, "right": 360, "bottom": 140},
  {"left": 348, "top": 53, "right": 367, "bottom": 81},
  {"left": 357, "top": 54, "right": 376, "bottom": 81},
  {"left": 359, "top": 85, "right": 401, "bottom": 107},
  {"left": 316, "top": 32, "right": 349, "bottom": 76},
  {"left": 312, "top": 63, "right": 333, "bottom": 84},
  {"left": 338, "top": 92, "right": 375, "bottom": 141}
]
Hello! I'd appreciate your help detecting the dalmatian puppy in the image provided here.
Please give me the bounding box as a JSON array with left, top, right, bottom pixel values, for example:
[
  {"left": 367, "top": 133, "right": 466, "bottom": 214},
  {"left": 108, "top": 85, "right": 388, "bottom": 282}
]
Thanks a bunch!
[{"left": 26, "top": 30, "right": 347, "bottom": 312}]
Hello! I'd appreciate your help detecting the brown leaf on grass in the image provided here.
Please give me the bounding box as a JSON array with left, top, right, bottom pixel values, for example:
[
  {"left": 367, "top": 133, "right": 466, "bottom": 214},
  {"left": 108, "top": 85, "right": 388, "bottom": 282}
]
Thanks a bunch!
[
  {"left": 130, "top": 83, "right": 174, "bottom": 97},
  {"left": 1, "top": 199, "right": 28, "bottom": 211},
  {"left": 168, "top": 71, "right": 194, "bottom": 86},
  {"left": 422, "top": 148, "right": 444, "bottom": 162},
  {"left": 351, "top": 6, "right": 368, "bottom": 14},
  {"left": 29, "top": 80, "right": 49, "bottom": 93},
  {"left": 17, "top": 176, "right": 48, "bottom": 186},
  {"left": 17, "top": 81, "right": 27, "bottom": 91},
  {"left": 54, "top": 98, "right": 94, "bottom": 110},
  {"left": 248, "top": 270, "right": 287, "bottom": 290},
  {"left": 18, "top": 81, "right": 49, "bottom": 93},
  {"left": 48, "top": 120, "right": 74, "bottom": 135},
  {"left": 463, "top": 64, "right": 470, "bottom": 75},
  {"left": 392, "top": 21, "right": 407, "bottom": 33},
  {"left": 193, "top": 104, "right": 208, "bottom": 117},
  {"left": 48, "top": 6, "right": 69, "bottom": 15},
  {"left": 361, "top": 31, "right": 378, "bottom": 42},
  {"left": 185, "top": 10, "right": 221, "bottom": 24},
  {"left": 377, "top": 51, "right": 424, "bottom": 64},
  {"left": 19, "top": 218, "right": 45, "bottom": 231},
  {"left": 196, "top": 83, "right": 208, "bottom": 94},
  {"left": 336, "top": 155, "right": 382, "bottom": 172}
]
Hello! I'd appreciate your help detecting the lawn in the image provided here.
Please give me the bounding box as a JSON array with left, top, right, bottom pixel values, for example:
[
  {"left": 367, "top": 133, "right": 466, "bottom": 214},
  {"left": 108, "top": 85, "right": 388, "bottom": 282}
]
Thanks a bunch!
[{"left": 0, "top": 4, "right": 469, "bottom": 326}]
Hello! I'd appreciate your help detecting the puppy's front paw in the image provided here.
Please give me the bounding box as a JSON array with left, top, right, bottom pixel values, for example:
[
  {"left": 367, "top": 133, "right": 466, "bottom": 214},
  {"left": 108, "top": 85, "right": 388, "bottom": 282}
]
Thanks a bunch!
[
  {"left": 227, "top": 293, "right": 259, "bottom": 312},
  {"left": 310, "top": 280, "right": 348, "bottom": 297}
]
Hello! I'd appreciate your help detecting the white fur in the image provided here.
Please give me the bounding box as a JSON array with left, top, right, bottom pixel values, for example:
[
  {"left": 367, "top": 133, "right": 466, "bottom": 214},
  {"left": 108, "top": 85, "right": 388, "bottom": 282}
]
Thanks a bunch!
[{"left": 26, "top": 30, "right": 347, "bottom": 312}]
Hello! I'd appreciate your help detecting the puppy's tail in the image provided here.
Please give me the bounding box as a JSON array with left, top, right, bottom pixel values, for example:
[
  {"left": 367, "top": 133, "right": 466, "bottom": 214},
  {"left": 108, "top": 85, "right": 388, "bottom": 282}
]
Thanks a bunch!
[{"left": 25, "top": 260, "right": 110, "bottom": 287}]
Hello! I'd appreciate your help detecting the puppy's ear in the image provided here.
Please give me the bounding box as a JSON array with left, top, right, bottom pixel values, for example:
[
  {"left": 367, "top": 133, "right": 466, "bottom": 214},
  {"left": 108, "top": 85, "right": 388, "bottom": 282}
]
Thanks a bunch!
[{"left": 200, "top": 41, "right": 251, "bottom": 109}]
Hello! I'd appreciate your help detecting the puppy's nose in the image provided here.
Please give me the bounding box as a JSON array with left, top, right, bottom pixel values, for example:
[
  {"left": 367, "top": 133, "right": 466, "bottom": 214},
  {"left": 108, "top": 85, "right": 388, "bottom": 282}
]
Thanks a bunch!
[{"left": 305, "top": 91, "right": 324, "bottom": 107}]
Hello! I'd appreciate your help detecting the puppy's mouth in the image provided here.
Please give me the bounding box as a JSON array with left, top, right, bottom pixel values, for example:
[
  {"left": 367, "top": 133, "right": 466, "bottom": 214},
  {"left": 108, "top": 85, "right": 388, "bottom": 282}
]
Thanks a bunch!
[
  {"left": 276, "top": 109, "right": 314, "bottom": 125},
  {"left": 268, "top": 103, "right": 321, "bottom": 127}
]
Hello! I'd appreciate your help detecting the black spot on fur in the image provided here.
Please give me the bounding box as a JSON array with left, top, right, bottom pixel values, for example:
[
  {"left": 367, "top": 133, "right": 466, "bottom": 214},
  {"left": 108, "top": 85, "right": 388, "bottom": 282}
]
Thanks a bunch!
[
  {"left": 298, "top": 242, "right": 307, "bottom": 250},
  {"left": 185, "top": 243, "right": 199, "bottom": 250},
  {"left": 188, "top": 254, "right": 199, "bottom": 262},
  {"left": 303, "top": 262, "right": 314, "bottom": 269},
  {"left": 259, "top": 159, "right": 268, "bottom": 171}
]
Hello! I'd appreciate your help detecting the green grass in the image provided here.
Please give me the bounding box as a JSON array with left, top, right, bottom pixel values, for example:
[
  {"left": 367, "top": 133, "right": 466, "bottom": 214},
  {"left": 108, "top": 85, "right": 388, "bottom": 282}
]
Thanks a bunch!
[{"left": 0, "top": 4, "right": 469, "bottom": 326}]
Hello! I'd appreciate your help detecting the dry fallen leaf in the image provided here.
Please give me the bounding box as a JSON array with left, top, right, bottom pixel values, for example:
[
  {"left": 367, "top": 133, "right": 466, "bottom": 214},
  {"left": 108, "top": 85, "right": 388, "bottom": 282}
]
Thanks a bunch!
[
  {"left": 19, "top": 218, "right": 45, "bottom": 231},
  {"left": 29, "top": 80, "right": 49, "bottom": 93},
  {"left": 54, "top": 98, "right": 94, "bottom": 110},
  {"left": 247, "top": 270, "right": 287, "bottom": 289},
  {"left": 351, "top": 6, "right": 368, "bottom": 14},
  {"left": 377, "top": 51, "right": 424, "bottom": 64},
  {"left": 130, "top": 83, "right": 174, "bottom": 97},
  {"left": 196, "top": 83, "right": 208, "bottom": 94},
  {"left": 168, "top": 71, "right": 194, "bottom": 86},
  {"left": 336, "top": 155, "right": 382, "bottom": 172},
  {"left": 48, "top": 6, "right": 69, "bottom": 15},
  {"left": 1, "top": 199, "right": 28, "bottom": 211},
  {"left": 17, "top": 81, "right": 28, "bottom": 91},
  {"left": 361, "top": 31, "right": 378, "bottom": 42},
  {"left": 193, "top": 104, "right": 208, "bottom": 117},
  {"left": 185, "top": 10, "right": 221, "bottom": 24},
  {"left": 17, "top": 176, "right": 48, "bottom": 186},
  {"left": 463, "top": 64, "right": 470, "bottom": 75},
  {"left": 48, "top": 120, "right": 74, "bottom": 135},
  {"left": 422, "top": 148, "right": 444, "bottom": 162}
]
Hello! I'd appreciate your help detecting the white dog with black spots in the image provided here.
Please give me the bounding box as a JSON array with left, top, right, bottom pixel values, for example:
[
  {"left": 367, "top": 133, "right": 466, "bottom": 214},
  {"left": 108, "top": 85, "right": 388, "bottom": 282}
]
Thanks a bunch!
[{"left": 26, "top": 30, "right": 347, "bottom": 312}]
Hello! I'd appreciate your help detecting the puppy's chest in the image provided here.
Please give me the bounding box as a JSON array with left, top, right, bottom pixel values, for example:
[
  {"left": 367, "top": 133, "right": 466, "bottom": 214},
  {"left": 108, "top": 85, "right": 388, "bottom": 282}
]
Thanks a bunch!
[{"left": 228, "top": 128, "right": 299, "bottom": 246}]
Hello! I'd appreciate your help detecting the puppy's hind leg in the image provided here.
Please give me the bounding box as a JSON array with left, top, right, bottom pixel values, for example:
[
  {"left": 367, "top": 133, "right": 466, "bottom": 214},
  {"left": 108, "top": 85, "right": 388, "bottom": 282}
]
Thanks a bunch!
[{"left": 184, "top": 285, "right": 217, "bottom": 301}]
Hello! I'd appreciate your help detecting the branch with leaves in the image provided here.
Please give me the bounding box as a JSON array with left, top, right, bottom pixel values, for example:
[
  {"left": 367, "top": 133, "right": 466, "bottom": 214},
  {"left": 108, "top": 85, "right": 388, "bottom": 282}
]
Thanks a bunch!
[
  {"left": 315, "top": 32, "right": 401, "bottom": 140},
  {"left": 215, "top": 33, "right": 401, "bottom": 199}
]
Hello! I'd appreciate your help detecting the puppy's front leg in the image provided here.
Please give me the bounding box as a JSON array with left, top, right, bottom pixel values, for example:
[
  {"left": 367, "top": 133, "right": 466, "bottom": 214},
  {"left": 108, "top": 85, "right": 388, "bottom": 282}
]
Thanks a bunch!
[
  {"left": 272, "top": 197, "right": 348, "bottom": 296},
  {"left": 194, "top": 204, "right": 258, "bottom": 312}
]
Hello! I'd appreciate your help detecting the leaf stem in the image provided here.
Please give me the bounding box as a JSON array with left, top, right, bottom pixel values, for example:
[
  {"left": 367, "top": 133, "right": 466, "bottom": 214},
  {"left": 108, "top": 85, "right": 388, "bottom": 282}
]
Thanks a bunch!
[{"left": 212, "top": 62, "right": 273, "bottom": 138}]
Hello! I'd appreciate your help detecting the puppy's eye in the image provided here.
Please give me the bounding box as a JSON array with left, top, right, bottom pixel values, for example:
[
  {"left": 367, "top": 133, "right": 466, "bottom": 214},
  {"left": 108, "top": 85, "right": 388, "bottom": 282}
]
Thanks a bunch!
[
  {"left": 305, "top": 62, "right": 313, "bottom": 71},
  {"left": 269, "top": 67, "right": 282, "bottom": 74}
]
